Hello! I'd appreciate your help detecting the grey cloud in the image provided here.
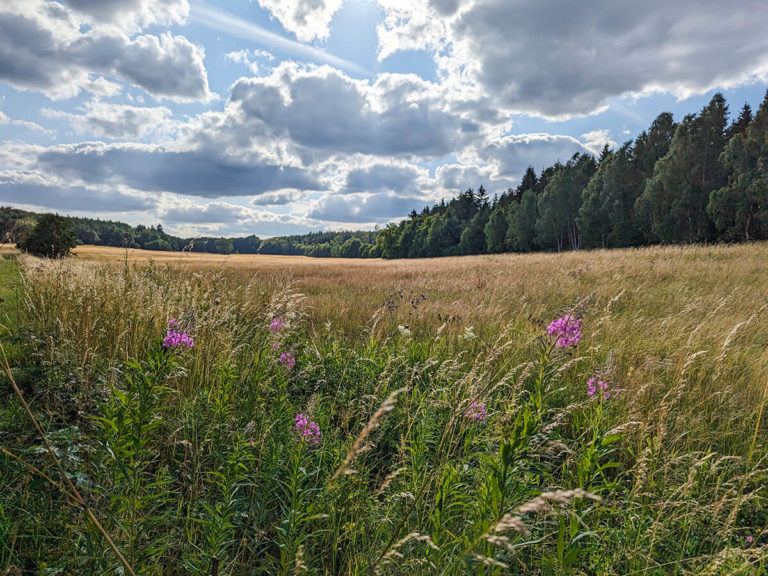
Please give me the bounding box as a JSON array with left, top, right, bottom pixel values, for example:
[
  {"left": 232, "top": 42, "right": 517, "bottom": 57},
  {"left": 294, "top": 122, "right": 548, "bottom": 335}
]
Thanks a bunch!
[
  {"left": 308, "top": 192, "right": 428, "bottom": 223},
  {"left": 428, "top": 0, "right": 460, "bottom": 17},
  {"left": 44, "top": 101, "right": 172, "bottom": 139},
  {"left": 447, "top": 0, "right": 768, "bottom": 117},
  {"left": 0, "top": 170, "right": 152, "bottom": 212},
  {"left": 35, "top": 144, "right": 321, "bottom": 197},
  {"left": 158, "top": 202, "right": 253, "bottom": 224},
  {"left": 65, "top": 0, "right": 188, "bottom": 31},
  {"left": 0, "top": 3, "right": 209, "bottom": 101},
  {"left": 485, "top": 134, "right": 590, "bottom": 179},
  {"left": 344, "top": 164, "right": 421, "bottom": 193}
]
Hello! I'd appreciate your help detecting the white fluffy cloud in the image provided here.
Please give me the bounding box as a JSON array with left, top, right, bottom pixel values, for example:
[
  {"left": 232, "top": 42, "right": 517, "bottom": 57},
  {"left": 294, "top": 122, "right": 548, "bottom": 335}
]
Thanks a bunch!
[
  {"left": 43, "top": 101, "right": 173, "bottom": 139},
  {"left": 255, "top": 0, "right": 344, "bottom": 42},
  {"left": 227, "top": 64, "right": 482, "bottom": 160},
  {"left": 0, "top": 1, "right": 210, "bottom": 101},
  {"left": 65, "top": 0, "right": 189, "bottom": 33}
]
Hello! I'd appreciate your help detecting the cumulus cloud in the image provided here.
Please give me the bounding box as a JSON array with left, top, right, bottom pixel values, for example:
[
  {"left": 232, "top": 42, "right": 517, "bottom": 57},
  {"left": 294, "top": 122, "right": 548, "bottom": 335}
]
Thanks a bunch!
[
  {"left": 376, "top": 0, "right": 768, "bottom": 118},
  {"left": 484, "top": 134, "right": 591, "bottom": 179},
  {"left": 0, "top": 170, "right": 152, "bottom": 212},
  {"left": 580, "top": 130, "right": 617, "bottom": 155},
  {"left": 255, "top": 0, "right": 344, "bottom": 42},
  {"left": 158, "top": 199, "right": 315, "bottom": 237},
  {"left": 225, "top": 49, "right": 274, "bottom": 75},
  {"left": 34, "top": 143, "right": 321, "bottom": 197},
  {"left": 65, "top": 0, "right": 189, "bottom": 33},
  {"left": 0, "top": 1, "right": 210, "bottom": 101},
  {"left": 343, "top": 163, "right": 424, "bottom": 193},
  {"left": 308, "top": 192, "right": 429, "bottom": 223},
  {"left": 227, "top": 64, "right": 481, "bottom": 159},
  {"left": 43, "top": 101, "right": 173, "bottom": 139}
]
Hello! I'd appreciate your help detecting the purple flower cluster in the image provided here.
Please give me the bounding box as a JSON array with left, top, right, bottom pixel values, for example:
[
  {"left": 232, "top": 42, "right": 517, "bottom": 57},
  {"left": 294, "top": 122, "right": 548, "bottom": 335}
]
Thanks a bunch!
[
  {"left": 280, "top": 352, "right": 295, "bottom": 370},
  {"left": 587, "top": 377, "right": 619, "bottom": 400},
  {"left": 465, "top": 401, "right": 487, "bottom": 421},
  {"left": 270, "top": 317, "right": 284, "bottom": 333},
  {"left": 163, "top": 319, "right": 194, "bottom": 349},
  {"left": 547, "top": 315, "right": 582, "bottom": 348},
  {"left": 295, "top": 413, "right": 320, "bottom": 445}
]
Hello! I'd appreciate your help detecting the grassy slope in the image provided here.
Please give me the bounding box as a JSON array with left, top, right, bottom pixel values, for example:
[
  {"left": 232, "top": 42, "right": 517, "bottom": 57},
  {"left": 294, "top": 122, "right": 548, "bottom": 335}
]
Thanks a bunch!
[{"left": 1, "top": 244, "right": 767, "bottom": 574}]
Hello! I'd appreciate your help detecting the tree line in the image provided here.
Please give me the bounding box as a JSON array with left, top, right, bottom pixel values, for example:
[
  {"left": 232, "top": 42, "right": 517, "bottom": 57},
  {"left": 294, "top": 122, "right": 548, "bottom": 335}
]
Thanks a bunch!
[
  {"left": 0, "top": 208, "right": 380, "bottom": 257},
  {"left": 377, "top": 90, "right": 768, "bottom": 258}
]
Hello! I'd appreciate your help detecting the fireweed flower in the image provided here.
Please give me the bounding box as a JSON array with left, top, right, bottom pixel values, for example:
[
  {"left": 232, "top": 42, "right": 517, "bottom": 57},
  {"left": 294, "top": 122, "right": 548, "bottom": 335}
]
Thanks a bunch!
[
  {"left": 280, "top": 352, "right": 296, "bottom": 369},
  {"left": 587, "top": 377, "right": 614, "bottom": 399},
  {"left": 163, "top": 319, "right": 194, "bottom": 349},
  {"left": 546, "top": 315, "right": 582, "bottom": 348},
  {"left": 294, "top": 413, "right": 320, "bottom": 445},
  {"left": 465, "top": 401, "right": 487, "bottom": 421},
  {"left": 270, "top": 317, "right": 284, "bottom": 333}
]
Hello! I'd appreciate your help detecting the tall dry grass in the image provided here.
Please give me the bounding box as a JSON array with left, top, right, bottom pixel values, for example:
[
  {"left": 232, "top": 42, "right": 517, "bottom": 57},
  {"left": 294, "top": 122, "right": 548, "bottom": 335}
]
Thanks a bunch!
[{"left": 0, "top": 243, "right": 767, "bottom": 574}]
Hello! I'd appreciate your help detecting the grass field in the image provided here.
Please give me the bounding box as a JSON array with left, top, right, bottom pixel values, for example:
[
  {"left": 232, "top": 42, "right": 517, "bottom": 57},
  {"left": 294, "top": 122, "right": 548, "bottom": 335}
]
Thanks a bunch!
[{"left": 1, "top": 243, "right": 768, "bottom": 574}]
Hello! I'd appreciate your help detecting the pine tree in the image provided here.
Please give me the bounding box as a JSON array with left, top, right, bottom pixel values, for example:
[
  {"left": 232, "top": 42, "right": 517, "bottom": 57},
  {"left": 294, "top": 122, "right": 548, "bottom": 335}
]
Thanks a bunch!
[
  {"left": 537, "top": 154, "right": 596, "bottom": 250},
  {"left": 484, "top": 205, "right": 508, "bottom": 253},
  {"left": 709, "top": 90, "right": 768, "bottom": 240},
  {"left": 638, "top": 94, "right": 728, "bottom": 243}
]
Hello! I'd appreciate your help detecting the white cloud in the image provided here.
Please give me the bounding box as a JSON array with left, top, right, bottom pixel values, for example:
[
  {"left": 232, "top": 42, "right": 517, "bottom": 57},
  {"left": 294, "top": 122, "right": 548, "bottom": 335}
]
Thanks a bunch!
[
  {"left": 225, "top": 49, "right": 274, "bottom": 75},
  {"left": 580, "top": 130, "right": 617, "bottom": 155},
  {"left": 0, "top": 1, "right": 211, "bottom": 101},
  {"left": 255, "top": 0, "right": 344, "bottom": 42},
  {"left": 0, "top": 169, "right": 152, "bottom": 212},
  {"left": 65, "top": 0, "right": 189, "bottom": 34},
  {"left": 375, "top": 0, "right": 768, "bottom": 118},
  {"left": 226, "top": 63, "right": 483, "bottom": 160},
  {"left": 43, "top": 101, "right": 173, "bottom": 139}
]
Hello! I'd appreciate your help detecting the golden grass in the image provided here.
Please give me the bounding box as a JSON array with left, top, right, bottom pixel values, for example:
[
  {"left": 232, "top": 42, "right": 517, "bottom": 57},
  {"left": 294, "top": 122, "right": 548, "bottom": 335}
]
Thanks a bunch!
[
  {"left": 6, "top": 241, "right": 768, "bottom": 572},
  {"left": 14, "top": 242, "right": 765, "bottom": 436}
]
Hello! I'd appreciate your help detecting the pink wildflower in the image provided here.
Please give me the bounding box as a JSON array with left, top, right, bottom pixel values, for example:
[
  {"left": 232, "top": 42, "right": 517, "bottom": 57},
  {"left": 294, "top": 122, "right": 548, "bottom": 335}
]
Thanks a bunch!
[
  {"left": 280, "top": 352, "right": 296, "bottom": 370},
  {"left": 587, "top": 377, "right": 614, "bottom": 399},
  {"left": 546, "top": 315, "right": 582, "bottom": 348},
  {"left": 465, "top": 401, "right": 487, "bottom": 421},
  {"left": 270, "top": 317, "right": 284, "bottom": 333},
  {"left": 271, "top": 342, "right": 281, "bottom": 351},
  {"left": 163, "top": 319, "right": 194, "bottom": 349},
  {"left": 294, "top": 413, "right": 320, "bottom": 445},
  {"left": 746, "top": 535, "right": 754, "bottom": 544}
]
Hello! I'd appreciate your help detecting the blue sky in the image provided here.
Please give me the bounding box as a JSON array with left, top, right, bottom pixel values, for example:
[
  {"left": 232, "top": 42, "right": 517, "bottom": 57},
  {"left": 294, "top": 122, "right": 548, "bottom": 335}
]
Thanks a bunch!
[{"left": 1, "top": 0, "right": 767, "bottom": 237}]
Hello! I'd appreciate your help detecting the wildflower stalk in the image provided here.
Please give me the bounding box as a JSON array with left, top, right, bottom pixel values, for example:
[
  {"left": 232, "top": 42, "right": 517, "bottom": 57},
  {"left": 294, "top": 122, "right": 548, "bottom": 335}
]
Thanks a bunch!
[
  {"left": 0, "top": 344, "right": 137, "bottom": 576},
  {"left": 748, "top": 377, "right": 768, "bottom": 463}
]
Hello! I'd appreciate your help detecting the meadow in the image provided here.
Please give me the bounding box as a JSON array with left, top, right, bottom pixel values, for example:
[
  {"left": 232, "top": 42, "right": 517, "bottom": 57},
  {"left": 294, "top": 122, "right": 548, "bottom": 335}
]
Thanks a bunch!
[{"left": 1, "top": 243, "right": 768, "bottom": 574}]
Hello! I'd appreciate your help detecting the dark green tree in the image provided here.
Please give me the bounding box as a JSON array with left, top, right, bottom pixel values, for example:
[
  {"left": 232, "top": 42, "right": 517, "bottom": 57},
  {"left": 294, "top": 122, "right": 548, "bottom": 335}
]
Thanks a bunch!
[
  {"left": 19, "top": 213, "right": 77, "bottom": 258},
  {"left": 484, "top": 205, "right": 508, "bottom": 253},
  {"left": 536, "top": 154, "right": 597, "bottom": 250},
  {"left": 639, "top": 94, "right": 728, "bottom": 243},
  {"left": 458, "top": 203, "right": 490, "bottom": 255},
  {"left": 506, "top": 190, "right": 538, "bottom": 252},
  {"left": 708, "top": 90, "right": 768, "bottom": 240}
]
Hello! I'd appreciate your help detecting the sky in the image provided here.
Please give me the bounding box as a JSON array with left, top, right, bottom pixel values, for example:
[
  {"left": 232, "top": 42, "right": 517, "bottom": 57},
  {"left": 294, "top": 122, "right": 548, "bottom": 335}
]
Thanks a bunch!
[{"left": 0, "top": 0, "right": 767, "bottom": 238}]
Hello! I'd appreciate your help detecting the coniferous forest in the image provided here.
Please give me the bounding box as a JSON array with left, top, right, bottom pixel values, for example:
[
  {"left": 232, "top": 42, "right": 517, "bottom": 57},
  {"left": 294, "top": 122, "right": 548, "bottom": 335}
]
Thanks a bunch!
[{"left": 377, "top": 91, "right": 768, "bottom": 258}]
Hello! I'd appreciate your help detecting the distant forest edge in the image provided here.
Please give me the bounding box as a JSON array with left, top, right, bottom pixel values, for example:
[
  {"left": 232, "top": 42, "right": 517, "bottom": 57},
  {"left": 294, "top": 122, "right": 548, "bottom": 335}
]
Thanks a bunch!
[
  {"left": 3, "top": 90, "right": 768, "bottom": 259},
  {"left": 0, "top": 208, "right": 381, "bottom": 258}
]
